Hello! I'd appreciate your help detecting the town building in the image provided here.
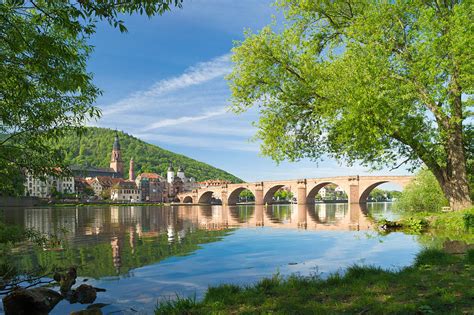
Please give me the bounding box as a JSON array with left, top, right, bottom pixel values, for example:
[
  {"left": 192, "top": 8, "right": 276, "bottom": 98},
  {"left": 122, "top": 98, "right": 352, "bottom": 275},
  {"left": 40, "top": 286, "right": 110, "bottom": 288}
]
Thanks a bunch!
[
  {"left": 23, "top": 131, "right": 205, "bottom": 202},
  {"left": 135, "top": 172, "right": 165, "bottom": 202},
  {"left": 87, "top": 176, "right": 123, "bottom": 199},
  {"left": 165, "top": 164, "right": 199, "bottom": 201},
  {"left": 319, "top": 185, "right": 347, "bottom": 200},
  {"left": 111, "top": 181, "right": 140, "bottom": 201},
  {"left": 74, "top": 177, "right": 94, "bottom": 197},
  {"left": 24, "top": 172, "right": 75, "bottom": 198},
  {"left": 69, "top": 165, "right": 120, "bottom": 178}
]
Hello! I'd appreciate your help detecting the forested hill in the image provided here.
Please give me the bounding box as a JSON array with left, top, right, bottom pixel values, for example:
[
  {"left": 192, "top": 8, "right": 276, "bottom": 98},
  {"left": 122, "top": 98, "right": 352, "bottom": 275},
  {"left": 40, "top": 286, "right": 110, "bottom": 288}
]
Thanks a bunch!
[{"left": 52, "top": 127, "right": 242, "bottom": 183}]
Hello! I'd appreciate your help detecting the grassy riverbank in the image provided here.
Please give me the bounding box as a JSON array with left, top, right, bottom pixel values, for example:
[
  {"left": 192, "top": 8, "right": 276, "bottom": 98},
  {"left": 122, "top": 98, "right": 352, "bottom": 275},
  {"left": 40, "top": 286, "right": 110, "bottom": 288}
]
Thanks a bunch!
[
  {"left": 155, "top": 208, "right": 474, "bottom": 314},
  {"left": 386, "top": 207, "right": 474, "bottom": 244},
  {"left": 155, "top": 249, "right": 473, "bottom": 314}
]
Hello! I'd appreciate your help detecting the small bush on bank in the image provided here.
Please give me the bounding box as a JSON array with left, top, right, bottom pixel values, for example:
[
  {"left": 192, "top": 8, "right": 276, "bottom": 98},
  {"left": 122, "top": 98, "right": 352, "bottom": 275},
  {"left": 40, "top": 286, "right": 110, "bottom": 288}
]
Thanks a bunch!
[
  {"left": 400, "top": 217, "right": 429, "bottom": 233},
  {"left": 394, "top": 169, "right": 449, "bottom": 213},
  {"left": 463, "top": 212, "right": 474, "bottom": 229}
]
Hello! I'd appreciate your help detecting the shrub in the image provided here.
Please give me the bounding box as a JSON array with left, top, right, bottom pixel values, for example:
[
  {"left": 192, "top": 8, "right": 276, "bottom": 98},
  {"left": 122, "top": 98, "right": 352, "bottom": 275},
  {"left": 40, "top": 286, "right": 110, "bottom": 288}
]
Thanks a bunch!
[
  {"left": 400, "top": 217, "right": 428, "bottom": 233},
  {"left": 463, "top": 212, "right": 474, "bottom": 229},
  {"left": 394, "top": 169, "right": 448, "bottom": 213}
]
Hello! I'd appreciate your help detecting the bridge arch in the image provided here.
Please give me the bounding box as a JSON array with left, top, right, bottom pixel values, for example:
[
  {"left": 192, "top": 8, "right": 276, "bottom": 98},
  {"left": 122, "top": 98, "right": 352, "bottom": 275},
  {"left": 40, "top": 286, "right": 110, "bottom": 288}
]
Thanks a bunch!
[
  {"left": 227, "top": 187, "right": 255, "bottom": 205},
  {"left": 263, "top": 184, "right": 285, "bottom": 204},
  {"left": 306, "top": 182, "right": 348, "bottom": 204},
  {"left": 198, "top": 191, "right": 215, "bottom": 204},
  {"left": 182, "top": 196, "right": 193, "bottom": 203},
  {"left": 358, "top": 181, "right": 404, "bottom": 203}
]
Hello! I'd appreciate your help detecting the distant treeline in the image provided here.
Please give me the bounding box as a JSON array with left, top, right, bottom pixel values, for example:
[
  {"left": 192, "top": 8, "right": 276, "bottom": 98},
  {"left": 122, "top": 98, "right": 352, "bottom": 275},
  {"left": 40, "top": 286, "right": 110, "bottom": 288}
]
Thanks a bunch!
[{"left": 52, "top": 127, "right": 242, "bottom": 183}]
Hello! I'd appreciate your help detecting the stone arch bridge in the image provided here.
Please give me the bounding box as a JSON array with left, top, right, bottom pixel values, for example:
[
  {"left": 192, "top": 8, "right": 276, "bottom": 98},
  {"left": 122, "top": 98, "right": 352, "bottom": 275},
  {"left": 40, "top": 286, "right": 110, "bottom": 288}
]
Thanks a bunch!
[{"left": 177, "top": 175, "right": 413, "bottom": 205}]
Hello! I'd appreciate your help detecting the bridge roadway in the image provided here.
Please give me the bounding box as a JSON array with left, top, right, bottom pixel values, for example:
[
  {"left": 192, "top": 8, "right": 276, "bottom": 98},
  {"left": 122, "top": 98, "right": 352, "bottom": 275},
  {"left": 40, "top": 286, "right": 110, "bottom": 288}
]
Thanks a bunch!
[{"left": 177, "top": 175, "right": 413, "bottom": 205}]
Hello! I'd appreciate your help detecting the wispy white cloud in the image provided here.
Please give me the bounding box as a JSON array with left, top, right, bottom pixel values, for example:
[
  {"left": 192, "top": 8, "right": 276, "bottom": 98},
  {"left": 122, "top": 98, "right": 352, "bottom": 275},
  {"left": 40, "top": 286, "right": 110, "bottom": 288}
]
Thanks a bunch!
[
  {"left": 101, "top": 54, "right": 232, "bottom": 115},
  {"left": 141, "top": 107, "right": 227, "bottom": 131},
  {"left": 135, "top": 133, "right": 260, "bottom": 152}
]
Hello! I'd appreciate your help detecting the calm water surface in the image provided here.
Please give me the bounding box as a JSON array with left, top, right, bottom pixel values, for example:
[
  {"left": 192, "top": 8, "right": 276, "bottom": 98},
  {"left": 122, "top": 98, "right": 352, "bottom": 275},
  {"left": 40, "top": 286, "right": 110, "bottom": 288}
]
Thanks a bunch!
[{"left": 1, "top": 203, "right": 422, "bottom": 314}]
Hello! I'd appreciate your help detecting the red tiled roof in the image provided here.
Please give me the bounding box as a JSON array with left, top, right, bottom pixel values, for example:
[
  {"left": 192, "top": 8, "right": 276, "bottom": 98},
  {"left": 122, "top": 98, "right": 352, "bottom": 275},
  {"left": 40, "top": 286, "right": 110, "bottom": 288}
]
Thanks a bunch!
[
  {"left": 95, "top": 176, "right": 123, "bottom": 188},
  {"left": 113, "top": 181, "right": 138, "bottom": 189},
  {"left": 138, "top": 172, "right": 162, "bottom": 179}
]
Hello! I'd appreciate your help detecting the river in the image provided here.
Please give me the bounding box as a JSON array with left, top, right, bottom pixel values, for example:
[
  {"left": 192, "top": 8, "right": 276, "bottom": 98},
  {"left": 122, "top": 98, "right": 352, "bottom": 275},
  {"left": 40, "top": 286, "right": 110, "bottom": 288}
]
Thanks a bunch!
[{"left": 1, "top": 203, "right": 423, "bottom": 314}]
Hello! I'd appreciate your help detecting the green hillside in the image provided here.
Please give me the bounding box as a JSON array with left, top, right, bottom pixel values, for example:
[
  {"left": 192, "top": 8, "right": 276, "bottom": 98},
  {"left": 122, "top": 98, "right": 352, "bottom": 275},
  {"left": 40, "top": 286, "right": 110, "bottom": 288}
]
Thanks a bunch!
[{"left": 52, "top": 127, "right": 242, "bottom": 183}]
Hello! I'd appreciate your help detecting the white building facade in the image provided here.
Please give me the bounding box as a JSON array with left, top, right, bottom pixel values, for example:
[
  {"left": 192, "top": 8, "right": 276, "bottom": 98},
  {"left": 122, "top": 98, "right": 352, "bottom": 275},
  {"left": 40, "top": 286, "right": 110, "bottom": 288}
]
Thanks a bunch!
[
  {"left": 111, "top": 181, "right": 141, "bottom": 201},
  {"left": 24, "top": 173, "right": 75, "bottom": 198}
]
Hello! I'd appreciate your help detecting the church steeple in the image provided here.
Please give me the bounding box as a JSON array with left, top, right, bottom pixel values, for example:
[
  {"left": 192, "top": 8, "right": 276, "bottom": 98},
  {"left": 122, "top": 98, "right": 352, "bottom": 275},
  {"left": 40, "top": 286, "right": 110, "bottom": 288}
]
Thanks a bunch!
[
  {"left": 110, "top": 132, "right": 124, "bottom": 177},
  {"left": 113, "top": 132, "right": 121, "bottom": 150}
]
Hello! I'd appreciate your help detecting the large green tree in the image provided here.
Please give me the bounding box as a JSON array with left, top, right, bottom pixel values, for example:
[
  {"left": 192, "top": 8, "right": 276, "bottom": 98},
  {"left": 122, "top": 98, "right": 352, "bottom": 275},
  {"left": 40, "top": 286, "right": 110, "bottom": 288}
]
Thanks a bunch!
[
  {"left": 0, "top": 0, "right": 182, "bottom": 195},
  {"left": 229, "top": 0, "right": 473, "bottom": 210}
]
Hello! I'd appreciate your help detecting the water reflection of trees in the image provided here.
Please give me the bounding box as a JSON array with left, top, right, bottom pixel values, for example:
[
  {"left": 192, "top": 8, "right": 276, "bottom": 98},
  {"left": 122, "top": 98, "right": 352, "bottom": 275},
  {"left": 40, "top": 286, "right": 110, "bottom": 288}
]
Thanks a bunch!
[
  {"left": 9, "top": 226, "right": 233, "bottom": 279},
  {"left": 229, "top": 205, "right": 254, "bottom": 223},
  {"left": 265, "top": 205, "right": 292, "bottom": 223},
  {"left": 0, "top": 203, "right": 385, "bottom": 279},
  {"left": 2, "top": 206, "right": 234, "bottom": 279},
  {"left": 313, "top": 203, "right": 348, "bottom": 224}
]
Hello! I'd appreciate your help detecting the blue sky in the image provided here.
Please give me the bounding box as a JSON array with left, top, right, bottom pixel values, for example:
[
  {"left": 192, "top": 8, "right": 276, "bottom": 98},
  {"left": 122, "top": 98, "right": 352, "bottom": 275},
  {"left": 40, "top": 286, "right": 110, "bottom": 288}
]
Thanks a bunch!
[{"left": 87, "top": 0, "right": 410, "bottom": 185}]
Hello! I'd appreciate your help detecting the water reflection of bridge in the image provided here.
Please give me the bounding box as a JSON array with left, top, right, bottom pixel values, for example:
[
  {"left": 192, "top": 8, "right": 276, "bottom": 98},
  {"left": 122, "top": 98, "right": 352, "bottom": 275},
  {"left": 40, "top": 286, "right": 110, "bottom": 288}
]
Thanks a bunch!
[
  {"left": 4, "top": 204, "right": 378, "bottom": 242},
  {"left": 2, "top": 204, "right": 383, "bottom": 276},
  {"left": 191, "top": 203, "right": 374, "bottom": 231}
]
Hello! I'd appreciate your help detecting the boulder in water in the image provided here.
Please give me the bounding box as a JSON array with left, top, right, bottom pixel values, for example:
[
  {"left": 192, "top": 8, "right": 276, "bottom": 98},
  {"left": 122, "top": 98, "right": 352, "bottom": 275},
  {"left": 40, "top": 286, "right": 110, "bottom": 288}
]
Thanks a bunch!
[
  {"left": 70, "top": 284, "right": 97, "bottom": 304},
  {"left": 2, "top": 287, "right": 63, "bottom": 315}
]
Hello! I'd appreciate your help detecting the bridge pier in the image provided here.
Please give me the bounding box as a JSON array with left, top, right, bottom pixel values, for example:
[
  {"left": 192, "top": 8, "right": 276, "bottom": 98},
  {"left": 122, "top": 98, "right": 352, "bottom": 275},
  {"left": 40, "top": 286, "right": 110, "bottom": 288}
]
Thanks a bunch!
[
  {"left": 297, "top": 204, "right": 307, "bottom": 228},
  {"left": 255, "top": 183, "right": 264, "bottom": 205},
  {"left": 297, "top": 179, "right": 307, "bottom": 205},
  {"left": 348, "top": 176, "right": 360, "bottom": 204},
  {"left": 255, "top": 204, "right": 264, "bottom": 226},
  {"left": 221, "top": 190, "right": 228, "bottom": 206}
]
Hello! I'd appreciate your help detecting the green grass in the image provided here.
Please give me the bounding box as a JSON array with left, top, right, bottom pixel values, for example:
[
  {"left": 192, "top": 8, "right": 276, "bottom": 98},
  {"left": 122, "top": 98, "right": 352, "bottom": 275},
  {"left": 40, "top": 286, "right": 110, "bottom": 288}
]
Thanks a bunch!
[
  {"left": 155, "top": 249, "right": 474, "bottom": 314},
  {"left": 396, "top": 207, "right": 474, "bottom": 247},
  {"left": 379, "top": 207, "right": 474, "bottom": 238}
]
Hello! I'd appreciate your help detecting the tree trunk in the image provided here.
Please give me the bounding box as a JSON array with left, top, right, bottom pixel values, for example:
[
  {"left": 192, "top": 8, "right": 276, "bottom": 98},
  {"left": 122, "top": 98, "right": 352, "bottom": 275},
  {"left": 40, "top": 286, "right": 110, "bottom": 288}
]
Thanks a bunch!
[
  {"left": 437, "top": 122, "right": 472, "bottom": 210},
  {"left": 440, "top": 68, "right": 472, "bottom": 210},
  {"left": 441, "top": 175, "right": 471, "bottom": 210}
]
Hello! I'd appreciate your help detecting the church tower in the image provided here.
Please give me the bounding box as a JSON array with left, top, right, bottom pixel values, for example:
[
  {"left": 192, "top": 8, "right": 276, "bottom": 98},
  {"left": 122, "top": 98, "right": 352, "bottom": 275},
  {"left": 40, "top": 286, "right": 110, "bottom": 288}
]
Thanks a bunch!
[
  {"left": 177, "top": 166, "right": 185, "bottom": 180},
  {"left": 167, "top": 162, "right": 175, "bottom": 184},
  {"left": 110, "top": 132, "right": 124, "bottom": 177},
  {"left": 129, "top": 157, "right": 135, "bottom": 181}
]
